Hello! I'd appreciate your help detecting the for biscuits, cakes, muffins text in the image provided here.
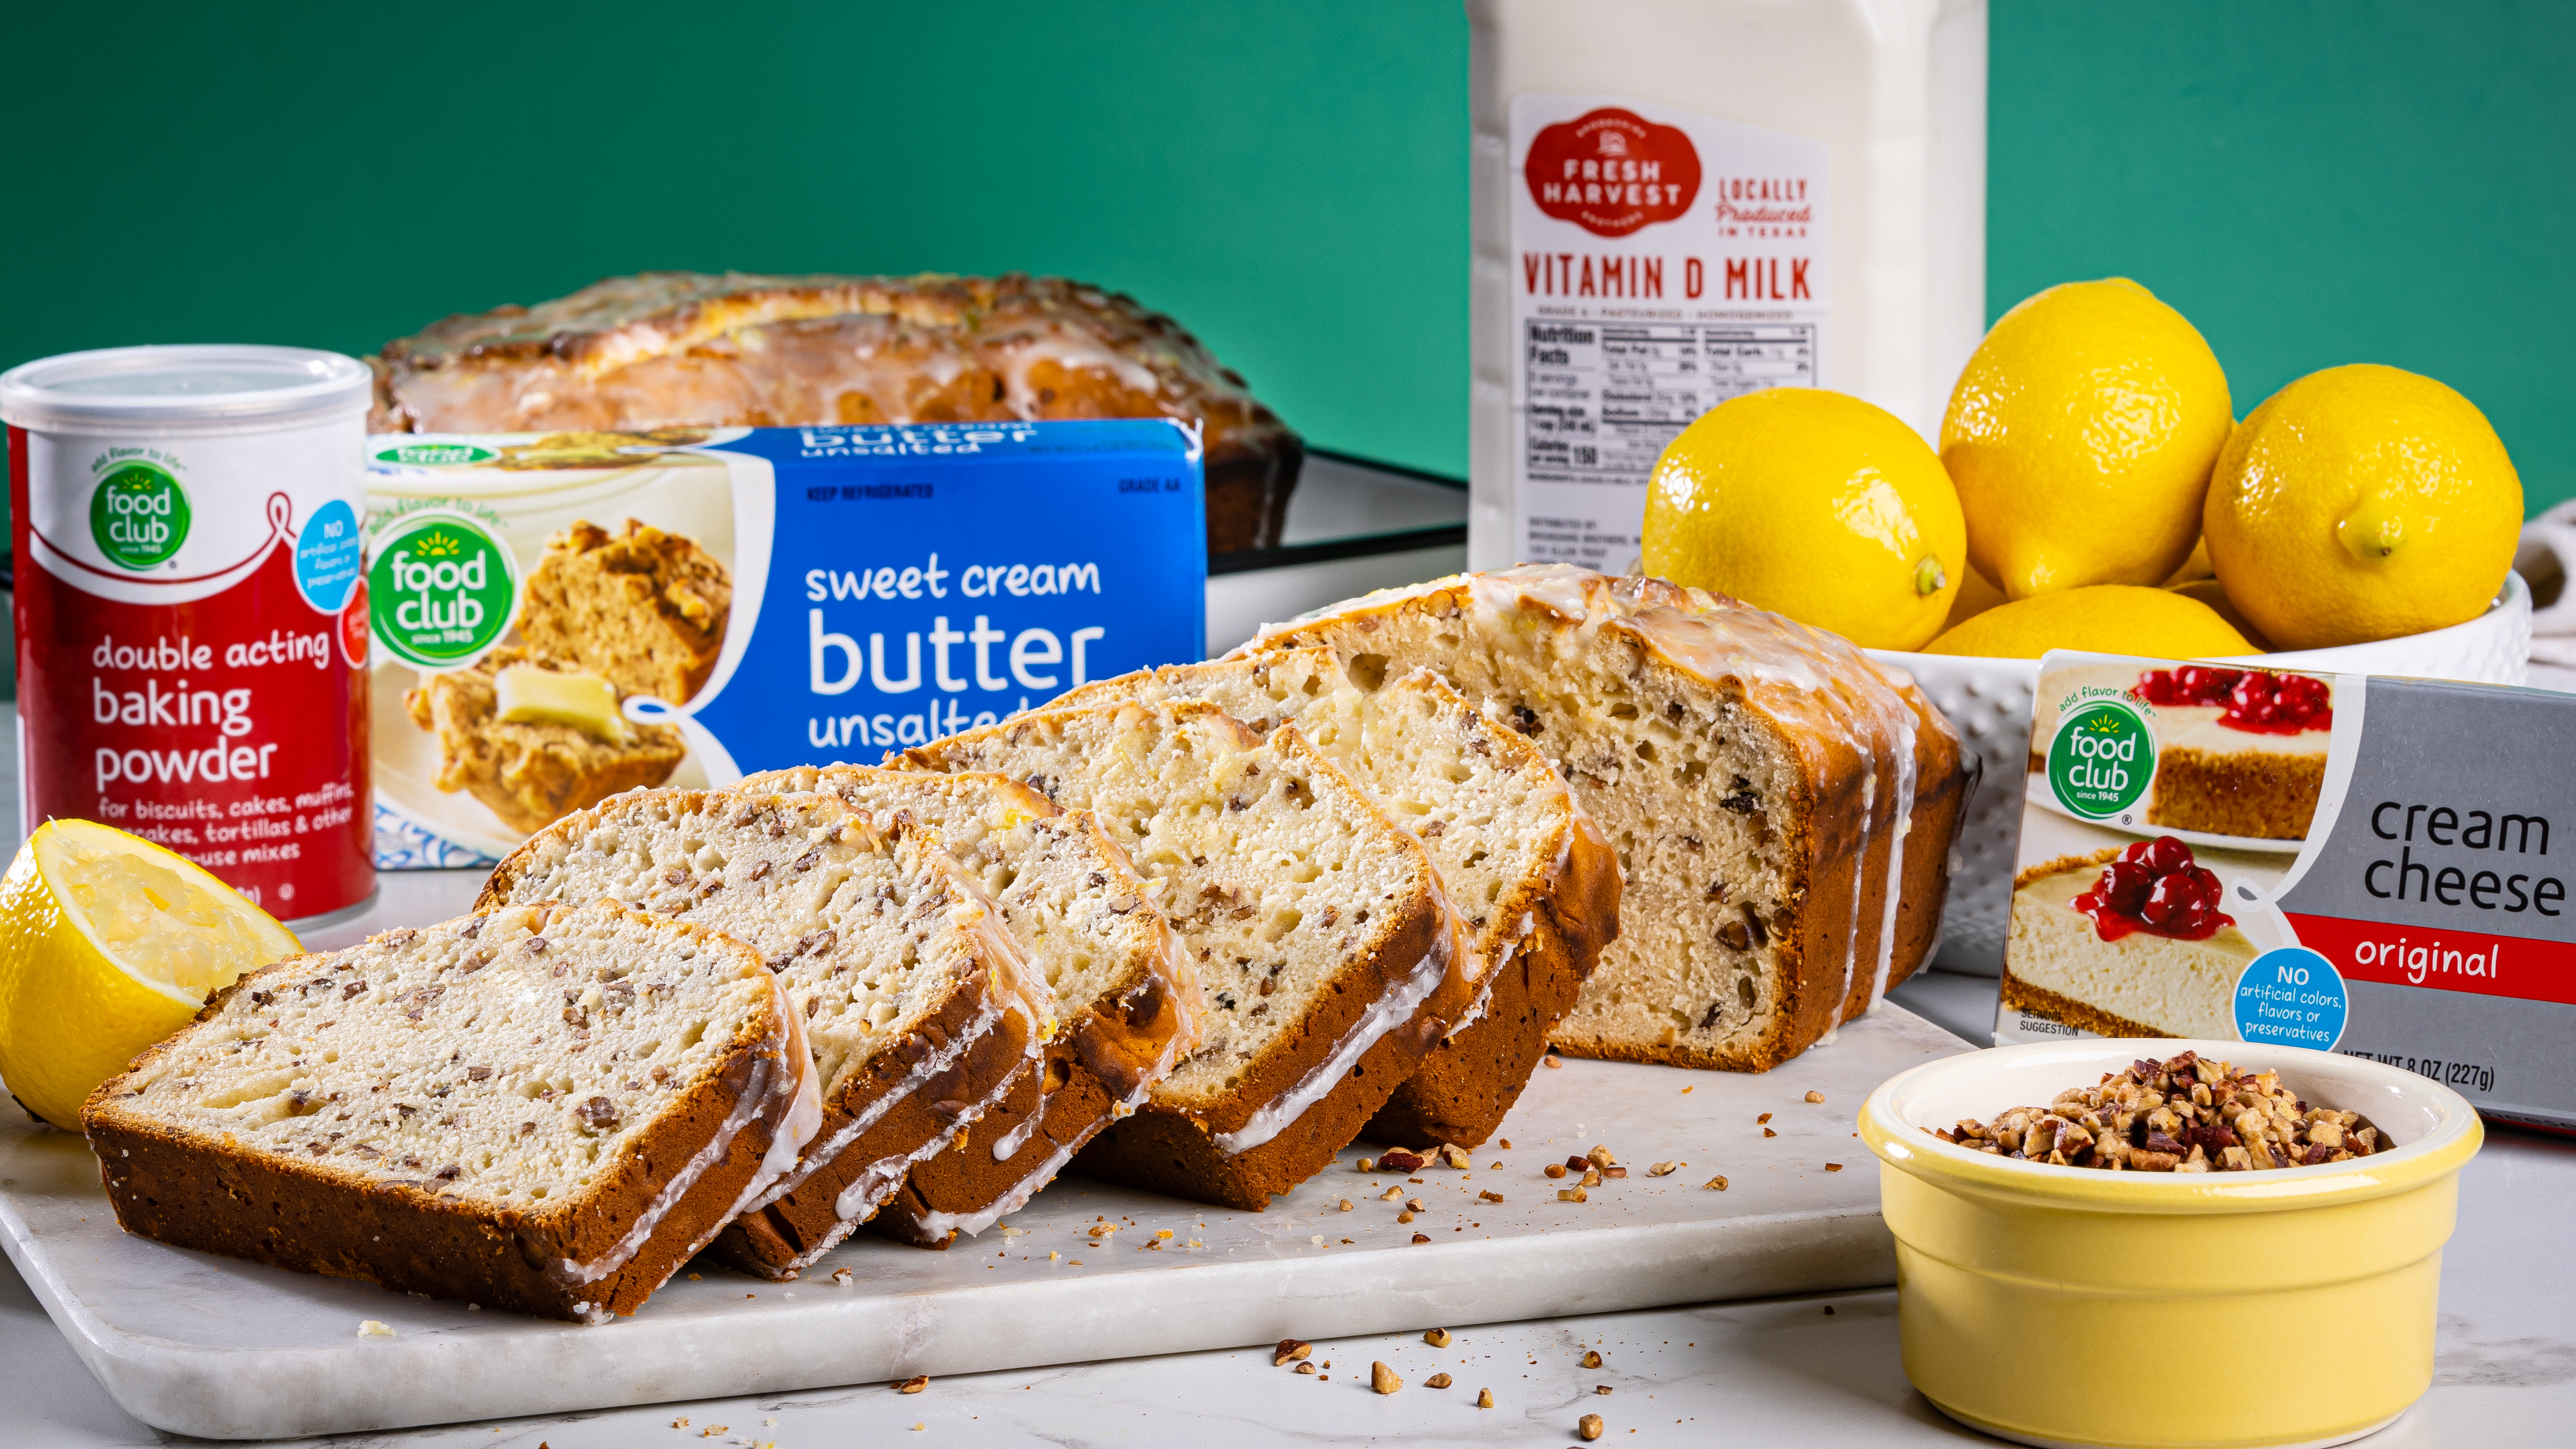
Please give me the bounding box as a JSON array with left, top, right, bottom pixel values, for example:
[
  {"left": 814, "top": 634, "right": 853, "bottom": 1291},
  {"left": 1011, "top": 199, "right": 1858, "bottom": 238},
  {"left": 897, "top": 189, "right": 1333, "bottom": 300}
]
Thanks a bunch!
[{"left": 1931, "top": 1051, "right": 2386, "bottom": 1172}]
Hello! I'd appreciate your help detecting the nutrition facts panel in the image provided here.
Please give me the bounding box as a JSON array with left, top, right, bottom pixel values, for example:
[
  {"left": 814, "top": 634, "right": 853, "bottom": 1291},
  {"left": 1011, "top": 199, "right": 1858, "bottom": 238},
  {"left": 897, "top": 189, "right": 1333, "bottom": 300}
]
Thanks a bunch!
[
  {"left": 1524, "top": 321, "right": 1817, "bottom": 484},
  {"left": 1517, "top": 319, "right": 1818, "bottom": 568}
]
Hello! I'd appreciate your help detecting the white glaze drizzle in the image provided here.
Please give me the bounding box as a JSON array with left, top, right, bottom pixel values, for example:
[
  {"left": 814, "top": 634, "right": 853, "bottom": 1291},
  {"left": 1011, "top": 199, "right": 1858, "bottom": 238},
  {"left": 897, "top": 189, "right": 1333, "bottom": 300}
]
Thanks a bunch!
[
  {"left": 746, "top": 992, "right": 1006, "bottom": 1213},
  {"left": 752, "top": 849, "right": 1053, "bottom": 1208},
  {"left": 551, "top": 980, "right": 822, "bottom": 1297},
  {"left": 1864, "top": 697, "right": 1921, "bottom": 1013},
  {"left": 1444, "top": 909, "right": 1535, "bottom": 1041},
  {"left": 762, "top": 1050, "right": 1041, "bottom": 1277},
  {"left": 989, "top": 1098, "right": 1047, "bottom": 1161},
  {"left": 832, "top": 1054, "right": 1035, "bottom": 1222},
  {"left": 1210, "top": 903, "right": 1465, "bottom": 1157},
  {"left": 553, "top": 1054, "right": 776, "bottom": 1287}
]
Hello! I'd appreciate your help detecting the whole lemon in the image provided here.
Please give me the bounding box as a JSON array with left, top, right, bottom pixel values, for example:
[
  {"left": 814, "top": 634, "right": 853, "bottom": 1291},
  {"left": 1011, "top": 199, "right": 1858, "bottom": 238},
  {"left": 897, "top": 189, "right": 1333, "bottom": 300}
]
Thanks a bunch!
[
  {"left": 1640, "top": 388, "right": 1965, "bottom": 650},
  {"left": 2165, "top": 577, "right": 2271, "bottom": 651},
  {"left": 2205, "top": 363, "right": 2521, "bottom": 649},
  {"left": 1921, "top": 585, "right": 2254, "bottom": 661},
  {"left": 1942, "top": 279, "right": 2234, "bottom": 599},
  {"left": 1943, "top": 565, "right": 2010, "bottom": 632}
]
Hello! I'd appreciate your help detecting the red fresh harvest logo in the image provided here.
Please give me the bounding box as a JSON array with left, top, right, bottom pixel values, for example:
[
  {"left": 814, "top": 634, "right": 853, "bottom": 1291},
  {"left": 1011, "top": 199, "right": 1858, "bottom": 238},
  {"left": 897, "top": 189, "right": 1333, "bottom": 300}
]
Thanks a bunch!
[{"left": 1524, "top": 108, "right": 1700, "bottom": 238}]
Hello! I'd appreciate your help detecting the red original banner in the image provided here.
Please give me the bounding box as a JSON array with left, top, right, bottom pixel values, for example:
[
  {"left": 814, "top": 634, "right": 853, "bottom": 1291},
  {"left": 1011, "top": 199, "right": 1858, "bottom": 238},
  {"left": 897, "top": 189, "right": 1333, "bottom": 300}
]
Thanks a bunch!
[
  {"left": 2285, "top": 912, "right": 2576, "bottom": 1007},
  {"left": 1522, "top": 107, "right": 1702, "bottom": 238}
]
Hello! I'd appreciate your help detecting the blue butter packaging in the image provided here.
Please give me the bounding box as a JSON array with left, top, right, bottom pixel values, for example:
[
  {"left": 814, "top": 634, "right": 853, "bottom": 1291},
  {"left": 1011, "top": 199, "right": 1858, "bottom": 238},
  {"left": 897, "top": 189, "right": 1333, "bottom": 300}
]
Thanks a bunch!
[{"left": 363, "top": 420, "right": 1204, "bottom": 867}]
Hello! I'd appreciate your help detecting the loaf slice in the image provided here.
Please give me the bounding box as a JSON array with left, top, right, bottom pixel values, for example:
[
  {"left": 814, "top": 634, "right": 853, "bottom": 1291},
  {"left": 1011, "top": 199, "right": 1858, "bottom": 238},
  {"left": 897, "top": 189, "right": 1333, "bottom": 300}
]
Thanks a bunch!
[
  {"left": 478, "top": 789, "right": 1049, "bottom": 1278},
  {"left": 1053, "top": 649, "right": 1619, "bottom": 1146},
  {"left": 894, "top": 701, "right": 1471, "bottom": 1210},
  {"left": 738, "top": 764, "right": 1196, "bottom": 1246},
  {"left": 1243, "top": 566, "right": 1972, "bottom": 1072},
  {"left": 404, "top": 645, "right": 687, "bottom": 834},
  {"left": 82, "top": 901, "right": 817, "bottom": 1323},
  {"left": 516, "top": 518, "right": 733, "bottom": 705}
]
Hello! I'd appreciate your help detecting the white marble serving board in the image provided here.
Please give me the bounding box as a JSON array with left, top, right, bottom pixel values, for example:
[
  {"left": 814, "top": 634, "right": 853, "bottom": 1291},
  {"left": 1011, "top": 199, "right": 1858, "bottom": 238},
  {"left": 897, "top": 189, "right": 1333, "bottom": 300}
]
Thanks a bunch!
[{"left": 0, "top": 901, "right": 1965, "bottom": 1441}]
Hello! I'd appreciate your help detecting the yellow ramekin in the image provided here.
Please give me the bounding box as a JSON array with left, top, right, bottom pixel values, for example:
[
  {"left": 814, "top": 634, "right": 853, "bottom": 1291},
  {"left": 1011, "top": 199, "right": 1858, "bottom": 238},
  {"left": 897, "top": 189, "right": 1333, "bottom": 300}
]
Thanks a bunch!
[{"left": 1860, "top": 1038, "right": 2482, "bottom": 1449}]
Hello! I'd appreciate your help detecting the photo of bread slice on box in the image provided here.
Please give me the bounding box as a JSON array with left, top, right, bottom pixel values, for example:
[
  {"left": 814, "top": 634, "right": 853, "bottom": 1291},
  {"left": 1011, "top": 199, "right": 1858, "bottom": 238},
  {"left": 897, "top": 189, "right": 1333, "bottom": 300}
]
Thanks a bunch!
[
  {"left": 381, "top": 504, "right": 742, "bottom": 854},
  {"left": 404, "top": 646, "right": 690, "bottom": 834},
  {"left": 516, "top": 518, "right": 732, "bottom": 707}
]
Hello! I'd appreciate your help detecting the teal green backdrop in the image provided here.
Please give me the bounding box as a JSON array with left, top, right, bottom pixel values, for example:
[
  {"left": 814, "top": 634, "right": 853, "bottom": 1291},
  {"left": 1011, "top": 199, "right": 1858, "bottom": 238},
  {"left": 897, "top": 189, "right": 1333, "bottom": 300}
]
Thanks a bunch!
[{"left": 3, "top": 1, "right": 2569, "bottom": 507}]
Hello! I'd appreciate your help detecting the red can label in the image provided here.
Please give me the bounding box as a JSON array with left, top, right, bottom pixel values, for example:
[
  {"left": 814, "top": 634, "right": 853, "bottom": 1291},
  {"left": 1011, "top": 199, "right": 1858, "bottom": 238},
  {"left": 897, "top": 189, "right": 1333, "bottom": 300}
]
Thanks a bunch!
[{"left": 11, "top": 422, "right": 373, "bottom": 921}]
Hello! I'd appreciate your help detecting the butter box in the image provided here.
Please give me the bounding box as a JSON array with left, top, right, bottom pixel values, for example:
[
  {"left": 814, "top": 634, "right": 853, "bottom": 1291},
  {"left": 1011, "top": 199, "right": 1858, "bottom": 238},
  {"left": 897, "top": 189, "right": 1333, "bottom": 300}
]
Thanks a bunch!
[
  {"left": 363, "top": 421, "right": 1203, "bottom": 867},
  {"left": 1996, "top": 650, "right": 2576, "bottom": 1133}
]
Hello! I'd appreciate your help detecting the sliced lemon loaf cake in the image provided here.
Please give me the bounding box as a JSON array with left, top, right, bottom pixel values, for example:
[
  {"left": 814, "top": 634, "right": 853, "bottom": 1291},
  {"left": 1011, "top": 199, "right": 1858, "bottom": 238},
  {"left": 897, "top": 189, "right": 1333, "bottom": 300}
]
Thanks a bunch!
[
  {"left": 739, "top": 764, "right": 1197, "bottom": 1246},
  {"left": 895, "top": 701, "right": 1470, "bottom": 1209},
  {"left": 1244, "top": 566, "right": 1972, "bottom": 1072},
  {"left": 479, "top": 790, "right": 1047, "bottom": 1278},
  {"left": 83, "top": 901, "right": 817, "bottom": 1323},
  {"left": 1053, "top": 649, "right": 1619, "bottom": 1146}
]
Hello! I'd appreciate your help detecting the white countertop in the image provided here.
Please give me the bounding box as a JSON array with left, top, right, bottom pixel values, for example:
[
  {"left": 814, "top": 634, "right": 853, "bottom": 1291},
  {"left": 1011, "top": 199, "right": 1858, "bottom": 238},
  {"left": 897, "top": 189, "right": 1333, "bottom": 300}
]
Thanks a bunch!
[
  {"left": 5, "top": 1112, "right": 2572, "bottom": 1448},
  {"left": 4, "top": 717, "right": 2572, "bottom": 1446}
]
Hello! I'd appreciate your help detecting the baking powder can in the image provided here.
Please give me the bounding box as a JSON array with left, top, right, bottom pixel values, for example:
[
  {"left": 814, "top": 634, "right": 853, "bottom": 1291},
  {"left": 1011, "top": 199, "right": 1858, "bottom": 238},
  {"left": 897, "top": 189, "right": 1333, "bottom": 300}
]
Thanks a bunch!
[{"left": 3, "top": 346, "right": 376, "bottom": 926}]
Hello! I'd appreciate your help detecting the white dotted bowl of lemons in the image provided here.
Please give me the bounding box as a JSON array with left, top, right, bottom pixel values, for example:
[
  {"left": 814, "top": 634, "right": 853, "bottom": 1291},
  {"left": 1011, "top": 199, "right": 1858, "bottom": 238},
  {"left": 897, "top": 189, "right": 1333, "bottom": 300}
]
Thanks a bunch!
[{"left": 1638, "top": 278, "right": 2534, "bottom": 978}]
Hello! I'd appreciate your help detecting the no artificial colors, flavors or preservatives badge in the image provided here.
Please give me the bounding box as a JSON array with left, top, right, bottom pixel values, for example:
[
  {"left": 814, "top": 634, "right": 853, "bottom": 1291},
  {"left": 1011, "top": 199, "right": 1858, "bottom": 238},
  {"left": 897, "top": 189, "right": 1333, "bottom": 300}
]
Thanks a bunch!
[{"left": 2049, "top": 694, "right": 2156, "bottom": 825}]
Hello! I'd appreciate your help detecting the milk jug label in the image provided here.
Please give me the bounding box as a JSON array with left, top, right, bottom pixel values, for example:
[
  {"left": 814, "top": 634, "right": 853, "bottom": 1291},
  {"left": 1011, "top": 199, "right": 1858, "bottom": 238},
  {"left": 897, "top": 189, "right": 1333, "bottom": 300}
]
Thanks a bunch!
[{"left": 1507, "top": 94, "right": 1830, "bottom": 569}]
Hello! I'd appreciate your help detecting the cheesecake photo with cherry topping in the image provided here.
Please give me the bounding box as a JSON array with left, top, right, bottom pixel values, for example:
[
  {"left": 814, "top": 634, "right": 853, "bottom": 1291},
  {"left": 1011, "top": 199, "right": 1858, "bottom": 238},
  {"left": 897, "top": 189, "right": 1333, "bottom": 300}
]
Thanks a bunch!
[
  {"left": 2003, "top": 836, "right": 2259, "bottom": 1039},
  {"left": 2130, "top": 667, "right": 2333, "bottom": 840}
]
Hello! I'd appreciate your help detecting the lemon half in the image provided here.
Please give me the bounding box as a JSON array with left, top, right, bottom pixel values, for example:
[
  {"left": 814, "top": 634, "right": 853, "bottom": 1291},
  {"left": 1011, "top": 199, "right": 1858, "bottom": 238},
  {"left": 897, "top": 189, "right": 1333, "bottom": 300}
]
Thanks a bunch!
[{"left": 0, "top": 820, "right": 301, "bottom": 1129}]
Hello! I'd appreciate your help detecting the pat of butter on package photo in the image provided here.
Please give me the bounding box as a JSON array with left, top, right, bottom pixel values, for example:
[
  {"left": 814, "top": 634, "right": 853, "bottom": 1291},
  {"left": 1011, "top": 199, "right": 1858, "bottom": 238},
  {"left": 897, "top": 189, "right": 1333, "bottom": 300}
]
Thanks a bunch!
[
  {"left": 1997, "top": 649, "right": 2576, "bottom": 1134},
  {"left": 363, "top": 419, "right": 1204, "bottom": 867}
]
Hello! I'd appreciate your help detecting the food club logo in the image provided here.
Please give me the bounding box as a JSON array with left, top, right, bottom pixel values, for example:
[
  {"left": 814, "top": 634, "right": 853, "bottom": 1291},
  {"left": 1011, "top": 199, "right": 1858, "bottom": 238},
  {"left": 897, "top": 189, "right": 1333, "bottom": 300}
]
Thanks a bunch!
[
  {"left": 89, "top": 460, "right": 192, "bottom": 569},
  {"left": 368, "top": 511, "right": 516, "bottom": 668},
  {"left": 1523, "top": 107, "right": 1701, "bottom": 238},
  {"left": 2050, "top": 698, "right": 2158, "bottom": 821}
]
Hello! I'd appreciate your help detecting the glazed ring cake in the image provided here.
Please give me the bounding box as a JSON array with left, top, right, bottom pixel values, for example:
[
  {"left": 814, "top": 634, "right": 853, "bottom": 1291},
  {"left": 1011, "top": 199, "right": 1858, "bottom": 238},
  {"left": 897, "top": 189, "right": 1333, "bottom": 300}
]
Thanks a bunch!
[
  {"left": 83, "top": 902, "right": 818, "bottom": 1323},
  {"left": 1053, "top": 648, "right": 1621, "bottom": 1147},
  {"left": 479, "top": 790, "right": 1050, "bottom": 1279},
  {"left": 895, "top": 700, "right": 1472, "bottom": 1211},
  {"left": 367, "top": 271, "right": 1304, "bottom": 554},
  {"left": 2131, "top": 667, "right": 2332, "bottom": 840},
  {"left": 738, "top": 764, "right": 1198, "bottom": 1248},
  {"left": 1241, "top": 565, "right": 1970, "bottom": 1072},
  {"left": 2000, "top": 839, "right": 2256, "bottom": 1040}
]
